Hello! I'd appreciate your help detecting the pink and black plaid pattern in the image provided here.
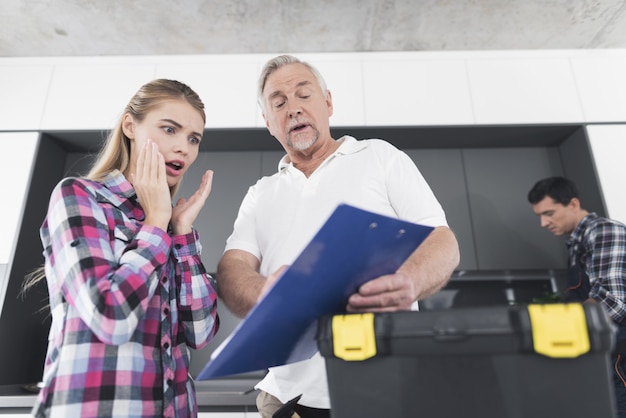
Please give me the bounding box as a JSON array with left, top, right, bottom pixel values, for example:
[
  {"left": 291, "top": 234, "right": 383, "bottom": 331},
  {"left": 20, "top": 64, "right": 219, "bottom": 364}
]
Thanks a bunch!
[{"left": 32, "top": 170, "right": 218, "bottom": 418}]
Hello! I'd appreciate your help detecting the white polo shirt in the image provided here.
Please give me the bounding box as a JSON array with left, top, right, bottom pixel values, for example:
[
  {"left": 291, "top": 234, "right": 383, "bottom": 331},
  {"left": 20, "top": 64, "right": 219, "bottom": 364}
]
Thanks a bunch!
[{"left": 224, "top": 135, "right": 448, "bottom": 408}]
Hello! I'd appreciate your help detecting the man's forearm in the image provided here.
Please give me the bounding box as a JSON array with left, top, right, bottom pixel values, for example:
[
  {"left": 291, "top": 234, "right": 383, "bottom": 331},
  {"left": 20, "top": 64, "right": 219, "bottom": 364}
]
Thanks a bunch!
[
  {"left": 398, "top": 226, "right": 460, "bottom": 300},
  {"left": 217, "top": 250, "right": 265, "bottom": 317}
]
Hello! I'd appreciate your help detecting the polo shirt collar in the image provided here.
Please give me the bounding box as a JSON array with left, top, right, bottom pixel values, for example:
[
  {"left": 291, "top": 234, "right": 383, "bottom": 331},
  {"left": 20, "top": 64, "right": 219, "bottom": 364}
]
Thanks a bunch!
[{"left": 277, "top": 135, "right": 366, "bottom": 171}]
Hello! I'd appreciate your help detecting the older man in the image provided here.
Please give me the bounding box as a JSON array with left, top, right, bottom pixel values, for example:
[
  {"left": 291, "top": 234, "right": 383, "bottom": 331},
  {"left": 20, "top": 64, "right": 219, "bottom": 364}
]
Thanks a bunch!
[{"left": 217, "top": 55, "right": 460, "bottom": 418}]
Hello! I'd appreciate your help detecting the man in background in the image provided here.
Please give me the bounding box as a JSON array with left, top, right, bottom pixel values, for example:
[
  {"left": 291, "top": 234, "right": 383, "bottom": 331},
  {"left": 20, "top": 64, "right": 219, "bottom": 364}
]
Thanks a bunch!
[{"left": 528, "top": 176, "right": 626, "bottom": 417}]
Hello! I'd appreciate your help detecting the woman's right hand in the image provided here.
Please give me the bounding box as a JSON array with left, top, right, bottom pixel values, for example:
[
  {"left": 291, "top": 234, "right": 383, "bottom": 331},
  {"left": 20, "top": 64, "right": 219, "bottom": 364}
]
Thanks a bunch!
[{"left": 131, "top": 139, "right": 172, "bottom": 231}]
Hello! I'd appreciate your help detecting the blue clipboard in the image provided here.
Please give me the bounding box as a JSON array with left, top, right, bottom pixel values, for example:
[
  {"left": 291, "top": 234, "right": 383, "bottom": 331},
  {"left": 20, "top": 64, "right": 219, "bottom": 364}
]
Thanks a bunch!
[{"left": 196, "top": 204, "right": 434, "bottom": 380}]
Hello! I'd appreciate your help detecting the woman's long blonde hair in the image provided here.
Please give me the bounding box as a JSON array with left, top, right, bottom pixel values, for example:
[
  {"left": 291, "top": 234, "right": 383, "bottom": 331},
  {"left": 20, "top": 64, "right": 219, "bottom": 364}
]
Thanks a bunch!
[{"left": 23, "top": 79, "right": 206, "bottom": 291}]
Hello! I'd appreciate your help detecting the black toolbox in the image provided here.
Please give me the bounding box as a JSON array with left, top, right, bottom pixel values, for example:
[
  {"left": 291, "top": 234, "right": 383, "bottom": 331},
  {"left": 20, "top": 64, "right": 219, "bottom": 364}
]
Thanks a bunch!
[{"left": 316, "top": 303, "right": 616, "bottom": 418}]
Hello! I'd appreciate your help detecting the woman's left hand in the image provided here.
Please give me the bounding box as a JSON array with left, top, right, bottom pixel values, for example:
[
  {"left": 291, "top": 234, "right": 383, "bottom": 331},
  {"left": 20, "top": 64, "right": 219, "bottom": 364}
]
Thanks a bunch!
[{"left": 171, "top": 170, "right": 213, "bottom": 235}]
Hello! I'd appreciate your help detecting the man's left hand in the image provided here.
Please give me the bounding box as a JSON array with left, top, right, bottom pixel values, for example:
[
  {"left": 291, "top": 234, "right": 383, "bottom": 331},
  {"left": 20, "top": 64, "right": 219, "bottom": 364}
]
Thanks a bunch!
[{"left": 346, "top": 271, "right": 417, "bottom": 312}]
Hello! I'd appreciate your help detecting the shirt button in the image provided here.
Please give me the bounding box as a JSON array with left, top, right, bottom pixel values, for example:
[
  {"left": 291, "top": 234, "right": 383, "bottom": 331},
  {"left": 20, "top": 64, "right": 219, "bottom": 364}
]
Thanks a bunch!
[
  {"left": 162, "top": 277, "right": 168, "bottom": 284},
  {"left": 164, "top": 307, "right": 170, "bottom": 316},
  {"left": 175, "top": 244, "right": 182, "bottom": 250},
  {"left": 163, "top": 342, "right": 170, "bottom": 350},
  {"left": 166, "top": 379, "right": 173, "bottom": 386}
]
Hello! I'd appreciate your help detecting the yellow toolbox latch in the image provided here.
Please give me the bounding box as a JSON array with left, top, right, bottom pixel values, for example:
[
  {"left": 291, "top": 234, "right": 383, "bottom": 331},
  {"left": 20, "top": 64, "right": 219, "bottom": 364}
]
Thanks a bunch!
[
  {"left": 528, "top": 303, "right": 590, "bottom": 358},
  {"left": 332, "top": 313, "right": 377, "bottom": 361}
]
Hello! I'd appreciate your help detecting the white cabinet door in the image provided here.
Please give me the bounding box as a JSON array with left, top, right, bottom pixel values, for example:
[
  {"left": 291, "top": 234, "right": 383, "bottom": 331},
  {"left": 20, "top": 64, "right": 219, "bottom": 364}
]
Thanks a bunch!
[{"left": 0, "top": 132, "right": 39, "bottom": 312}]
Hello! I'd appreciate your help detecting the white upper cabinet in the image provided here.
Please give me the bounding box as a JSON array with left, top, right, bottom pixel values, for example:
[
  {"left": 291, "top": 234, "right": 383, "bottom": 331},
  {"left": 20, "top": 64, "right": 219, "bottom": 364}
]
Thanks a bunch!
[
  {"left": 40, "top": 59, "right": 156, "bottom": 130},
  {"left": 0, "top": 62, "right": 53, "bottom": 130},
  {"left": 571, "top": 54, "right": 626, "bottom": 123},
  {"left": 467, "top": 56, "right": 585, "bottom": 124},
  {"left": 156, "top": 55, "right": 262, "bottom": 129},
  {"left": 1, "top": 49, "right": 626, "bottom": 130},
  {"left": 362, "top": 54, "right": 474, "bottom": 126}
]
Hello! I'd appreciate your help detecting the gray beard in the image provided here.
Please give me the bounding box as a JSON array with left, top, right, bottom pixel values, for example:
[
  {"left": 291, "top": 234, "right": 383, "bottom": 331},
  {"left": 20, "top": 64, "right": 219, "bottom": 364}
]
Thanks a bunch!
[{"left": 287, "top": 129, "right": 319, "bottom": 151}]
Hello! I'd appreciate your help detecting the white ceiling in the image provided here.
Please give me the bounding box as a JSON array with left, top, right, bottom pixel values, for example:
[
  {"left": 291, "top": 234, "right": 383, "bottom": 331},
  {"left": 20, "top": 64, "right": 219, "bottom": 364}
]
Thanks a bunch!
[{"left": 2, "top": 0, "right": 626, "bottom": 57}]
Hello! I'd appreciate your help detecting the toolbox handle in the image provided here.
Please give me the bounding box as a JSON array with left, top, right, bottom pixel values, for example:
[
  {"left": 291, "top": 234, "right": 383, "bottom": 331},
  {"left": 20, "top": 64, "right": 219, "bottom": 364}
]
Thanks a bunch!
[{"left": 431, "top": 316, "right": 470, "bottom": 342}]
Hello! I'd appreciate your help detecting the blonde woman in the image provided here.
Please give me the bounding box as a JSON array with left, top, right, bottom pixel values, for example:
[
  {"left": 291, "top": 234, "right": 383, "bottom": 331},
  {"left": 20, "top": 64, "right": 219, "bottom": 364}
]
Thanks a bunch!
[{"left": 31, "top": 79, "right": 219, "bottom": 417}]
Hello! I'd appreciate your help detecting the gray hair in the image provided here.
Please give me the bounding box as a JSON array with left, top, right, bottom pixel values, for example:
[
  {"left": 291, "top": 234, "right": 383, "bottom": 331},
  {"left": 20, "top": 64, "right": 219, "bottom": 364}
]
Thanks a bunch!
[{"left": 257, "top": 54, "right": 328, "bottom": 112}]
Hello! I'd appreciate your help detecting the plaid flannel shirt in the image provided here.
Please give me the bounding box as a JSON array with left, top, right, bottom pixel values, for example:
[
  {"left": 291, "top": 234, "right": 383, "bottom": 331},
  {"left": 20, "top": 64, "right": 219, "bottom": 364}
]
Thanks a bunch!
[
  {"left": 568, "top": 212, "right": 626, "bottom": 323},
  {"left": 33, "top": 170, "right": 218, "bottom": 418}
]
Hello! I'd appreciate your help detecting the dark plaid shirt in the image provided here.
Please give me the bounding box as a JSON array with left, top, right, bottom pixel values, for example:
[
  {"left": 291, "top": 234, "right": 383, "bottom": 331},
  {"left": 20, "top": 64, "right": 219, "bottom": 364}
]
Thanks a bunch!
[{"left": 567, "top": 212, "right": 626, "bottom": 322}]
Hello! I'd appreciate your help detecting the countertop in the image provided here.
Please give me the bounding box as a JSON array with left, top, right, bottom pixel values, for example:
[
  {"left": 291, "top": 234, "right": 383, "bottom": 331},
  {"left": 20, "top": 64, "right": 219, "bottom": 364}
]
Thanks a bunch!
[{"left": 0, "top": 376, "right": 259, "bottom": 413}]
